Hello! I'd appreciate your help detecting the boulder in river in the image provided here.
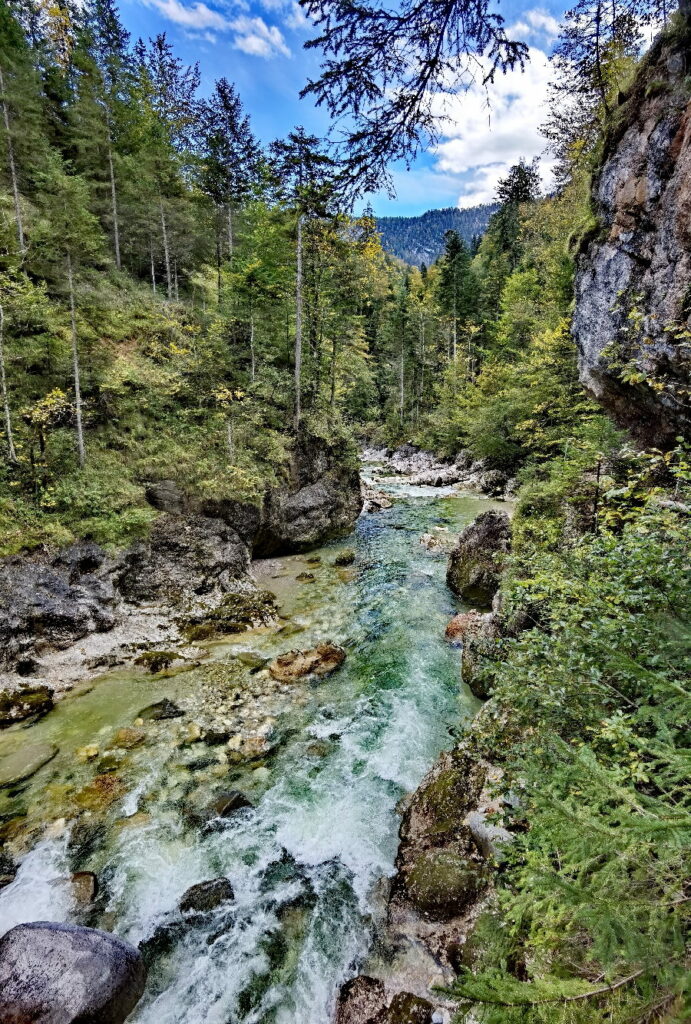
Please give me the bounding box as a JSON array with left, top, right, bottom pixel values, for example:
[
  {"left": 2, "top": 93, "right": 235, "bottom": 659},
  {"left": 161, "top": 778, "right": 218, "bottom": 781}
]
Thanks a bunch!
[
  {"left": 335, "top": 975, "right": 387, "bottom": 1024},
  {"left": 268, "top": 643, "right": 346, "bottom": 681},
  {"left": 0, "top": 921, "right": 146, "bottom": 1024},
  {"left": 179, "top": 877, "right": 234, "bottom": 913},
  {"left": 445, "top": 610, "right": 502, "bottom": 699},
  {"left": 209, "top": 789, "right": 254, "bottom": 818},
  {"left": 446, "top": 510, "right": 511, "bottom": 607},
  {"left": 0, "top": 685, "right": 54, "bottom": 727}
]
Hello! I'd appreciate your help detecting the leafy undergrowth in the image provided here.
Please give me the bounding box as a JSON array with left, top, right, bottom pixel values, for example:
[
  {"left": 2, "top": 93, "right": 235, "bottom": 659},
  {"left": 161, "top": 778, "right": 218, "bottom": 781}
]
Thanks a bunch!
[{"left": 452, "top": 460, "right": 691, "bottom": 1023}]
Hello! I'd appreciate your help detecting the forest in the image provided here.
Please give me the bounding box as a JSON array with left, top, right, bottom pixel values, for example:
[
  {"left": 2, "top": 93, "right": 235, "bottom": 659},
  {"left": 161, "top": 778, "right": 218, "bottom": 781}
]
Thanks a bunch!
[{"left": 0, "top": 0, "right": 689, "bottom": 1021}]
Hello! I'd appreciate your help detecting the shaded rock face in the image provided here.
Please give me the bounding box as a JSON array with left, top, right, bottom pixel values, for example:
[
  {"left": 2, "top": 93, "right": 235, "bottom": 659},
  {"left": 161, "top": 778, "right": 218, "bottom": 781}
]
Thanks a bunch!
[
  {"left": 572, "top": 27, "right": 691, "bottom": 444},
  {"left": 446, "top": 511, "right": 511, "bottom": 608},
  {"left": 254, "top": 434, "right": 363, "bottom": 556},
  {"left": 445, "top": 611, "right": 502, "bottom": 699},
  {"left": 0, "top": 921, "right": 146, "bottom": 1024}
]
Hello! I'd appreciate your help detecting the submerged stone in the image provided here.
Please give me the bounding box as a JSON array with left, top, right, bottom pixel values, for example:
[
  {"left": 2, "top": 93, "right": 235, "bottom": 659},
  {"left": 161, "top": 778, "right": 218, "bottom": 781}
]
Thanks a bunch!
[
  {"left": 268, "top": 643, "right": 346, "bottom": 682},
  {"left": 179, "top": 877, "right": 234, "bottom": 913},
  {"left": 334, "top": 549, "right": 356, "bottom": 566},
  {"left": 138, "top": 698, "right": 185, "bottom": 721},
  {"left": 0, "top": 742, "right": 58, "bottom": 789}
]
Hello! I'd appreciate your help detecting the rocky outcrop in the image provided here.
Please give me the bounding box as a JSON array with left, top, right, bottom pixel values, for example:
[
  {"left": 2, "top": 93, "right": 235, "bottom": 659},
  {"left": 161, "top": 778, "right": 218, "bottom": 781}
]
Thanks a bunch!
[
  {"left": 0, "top": 545, "right": 117, "bottom": 671},
  {"left": 0, "top": 921, "right": 146, "bottom": 1024},
  {"left": 572, "top": 21, "right": 691, "bottom": 444},
  {"left": 446, "top": 511, "right": 511, "bottom": 607},
  {"left": 254, "top": 433, "right": 363, "bottom": 556},
  {"left": 334, "top": 976, "right": 437, "bottom": 1024}
]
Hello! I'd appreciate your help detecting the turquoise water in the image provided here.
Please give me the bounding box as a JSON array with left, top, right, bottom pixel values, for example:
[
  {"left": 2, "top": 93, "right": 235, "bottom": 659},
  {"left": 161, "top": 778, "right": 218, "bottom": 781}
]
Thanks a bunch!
[{"left": 0, "top": 475, "right": 499, "bottom": 1023}]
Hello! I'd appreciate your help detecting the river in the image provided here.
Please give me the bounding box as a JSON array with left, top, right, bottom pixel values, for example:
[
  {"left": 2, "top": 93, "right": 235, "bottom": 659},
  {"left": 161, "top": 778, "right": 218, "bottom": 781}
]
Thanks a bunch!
[{"left": 0, "top": 467, "right": 499, "bottom": 1023}]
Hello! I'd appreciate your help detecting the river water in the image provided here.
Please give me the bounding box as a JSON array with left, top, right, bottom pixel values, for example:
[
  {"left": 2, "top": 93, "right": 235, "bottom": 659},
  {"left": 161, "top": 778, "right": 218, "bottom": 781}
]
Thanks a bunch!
[{"left": 0, "top": 469, "right": 498, "bottom": 1023}]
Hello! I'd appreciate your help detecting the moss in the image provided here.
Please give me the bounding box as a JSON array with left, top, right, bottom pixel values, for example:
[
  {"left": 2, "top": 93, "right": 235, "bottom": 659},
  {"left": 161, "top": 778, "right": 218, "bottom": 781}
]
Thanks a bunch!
[
  {"left": 185, "top": 589, "right": 278, "bottom": 638},
  {"left": 0, "top": 685, "right": 54, "bottom": 727},
  {"left": 405, "top": 849, "right": 485, "bottom": 920}
]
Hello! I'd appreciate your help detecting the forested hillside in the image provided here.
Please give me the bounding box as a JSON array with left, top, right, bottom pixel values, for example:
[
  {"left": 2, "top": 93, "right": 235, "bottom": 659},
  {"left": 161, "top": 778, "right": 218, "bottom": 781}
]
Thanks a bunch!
[{"left": 375, "top": 204, "right": 498, "bottom": 266}]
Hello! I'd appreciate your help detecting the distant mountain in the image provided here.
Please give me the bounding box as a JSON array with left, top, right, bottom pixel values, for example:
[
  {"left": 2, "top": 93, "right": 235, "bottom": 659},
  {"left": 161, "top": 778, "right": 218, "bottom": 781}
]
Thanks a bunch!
[{"left": 375, "top": 204, "right": 499, "bottom": 266}]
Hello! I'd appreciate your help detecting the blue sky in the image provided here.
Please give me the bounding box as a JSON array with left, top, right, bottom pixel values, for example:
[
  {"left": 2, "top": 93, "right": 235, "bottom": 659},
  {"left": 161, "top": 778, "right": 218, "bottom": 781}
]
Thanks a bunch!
[{"left": 119, "top": 0, "right": 566, "bottom": 215}]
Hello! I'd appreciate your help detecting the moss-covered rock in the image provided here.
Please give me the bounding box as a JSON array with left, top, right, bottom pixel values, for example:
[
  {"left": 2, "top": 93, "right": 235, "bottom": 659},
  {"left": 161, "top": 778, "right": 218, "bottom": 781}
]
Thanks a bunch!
[
  {"left": 446, "top": 511, "right": 511, "bottom": 607},
  {"left": 386, "top": 992, "right": 435, "bottom": 1023},
  {"left": 134, "top": 650, "right": 177, "bottom": 673},
  {"left": 405, "top": 848, "right": 485, "bottom": 920},
  {"left": 0, "top": 686, "right": 54, "bottom": 728},
  {"left": 184, "top": 589, "right": 278, "bottom": 639}
]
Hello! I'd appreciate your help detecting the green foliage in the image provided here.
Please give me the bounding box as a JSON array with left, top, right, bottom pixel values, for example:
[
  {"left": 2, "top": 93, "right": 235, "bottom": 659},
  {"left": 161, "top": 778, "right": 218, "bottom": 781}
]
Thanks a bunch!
[{"left": 454, "top": 482, "right": 691, "bottom": 1024}]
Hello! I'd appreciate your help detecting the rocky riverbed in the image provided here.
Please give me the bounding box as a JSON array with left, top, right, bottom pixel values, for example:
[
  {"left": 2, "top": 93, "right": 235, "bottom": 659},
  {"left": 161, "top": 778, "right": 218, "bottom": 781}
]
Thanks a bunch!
[{"left": 0, "top": 450, "right": 507, "bottom": 1024}]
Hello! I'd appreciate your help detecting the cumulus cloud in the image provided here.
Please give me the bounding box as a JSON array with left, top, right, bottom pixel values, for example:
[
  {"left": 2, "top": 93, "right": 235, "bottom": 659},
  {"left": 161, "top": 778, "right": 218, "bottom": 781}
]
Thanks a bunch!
[
  {"left": 140, "top": 0, "right": 291, "bottom": 57},
  {"left": 230, "top": 14, "right": 291, "bottom": 55},
  {"left": 508, "top": 7, "right": 561, "bottom": 43},
  {"left": 430, "top": 47, "right": 556, "bottom": 207}
]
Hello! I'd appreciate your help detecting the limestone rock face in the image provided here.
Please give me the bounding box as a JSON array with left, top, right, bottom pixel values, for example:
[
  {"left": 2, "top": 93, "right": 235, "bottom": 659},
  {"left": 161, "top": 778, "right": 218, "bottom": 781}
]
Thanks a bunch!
[
  {"left": 446, "top": 511, "right": 511, "bottom": 608},
  {"left": 0, "top": 921, "right": 147, "bottom": 1024},
  {"left": 254, "top": 434, "right": 363, "bottom": 556},
  {"left": 572, "top": 26, "right": 691, "bottom": 443},
  {"left": 0, "top": 551, "right": 116, "bottom": 670}
]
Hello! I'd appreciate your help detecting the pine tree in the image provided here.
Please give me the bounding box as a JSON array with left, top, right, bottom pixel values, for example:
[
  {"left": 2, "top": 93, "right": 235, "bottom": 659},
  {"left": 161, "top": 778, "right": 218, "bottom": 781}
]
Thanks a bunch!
[{"left": 269, "top": 127, "right": 337, "bottom": 429}]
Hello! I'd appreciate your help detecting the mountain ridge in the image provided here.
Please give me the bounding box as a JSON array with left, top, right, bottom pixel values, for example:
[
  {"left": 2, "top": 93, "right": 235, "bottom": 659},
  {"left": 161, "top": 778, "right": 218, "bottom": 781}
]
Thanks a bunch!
[{"left": 375, "top": 204, "right": 499, "bottom": 266}]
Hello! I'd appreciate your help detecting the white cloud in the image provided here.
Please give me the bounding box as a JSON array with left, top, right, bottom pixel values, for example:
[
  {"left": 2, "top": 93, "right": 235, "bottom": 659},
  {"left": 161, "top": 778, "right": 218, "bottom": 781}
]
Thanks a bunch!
[
  {"left": 143, "top": 0, "right": 230, "bottom": 30},
  {"left": 430, "top": 47, "right": 556, "bottom": 206},
  {"left": 229, "top": 14, "right": 291, "bottom": 55},
  {"left": 140, "top": 0, "right": 291, "bottom": 56},
  {"left": 508, "top": 7, "right": 561, "bottom": 43}
]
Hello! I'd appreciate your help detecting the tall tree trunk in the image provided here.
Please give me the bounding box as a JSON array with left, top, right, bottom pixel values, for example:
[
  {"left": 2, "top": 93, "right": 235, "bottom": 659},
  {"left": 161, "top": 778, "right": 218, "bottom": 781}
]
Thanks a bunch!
[
  {"left": 399, "top": 345, "right": 405, "bottom": 424},
  {"left": 150, "top": 241, "right": 156, "bottom": 294},
  {"left": 0, "top": 304, "right": 16, "bottom": 462},
  {"left": 226, "top": 416, "right": 234, "bottom": 461},
  {"left": 227, "top": 203, "right": 234, "bottom": 257},
  {"left": 174, "top": 259, "right": 179, "bottom": 302},
  {"left": 294, "top": 213, "right": 304, "bottom": 431},
  {"left": 330, "top": 333, "right": 337, "bottom": 410},
  {"left": 249, "top": 312, "right": 256, "bottom": 382},
  {"left": 67, "top": 253, "right": 86, "bottom": 468},
  {"left": 216, "top": 209, "right": 222, "bottom": 302},
  {"left": 106, "top": 133, "right": 121, "bottom": 270},
  {"left": 0, "top": 65, "right": 24, "bottom": 254},
  {"left": 159, "top": 198, "right": 172, "bottom": 300}
]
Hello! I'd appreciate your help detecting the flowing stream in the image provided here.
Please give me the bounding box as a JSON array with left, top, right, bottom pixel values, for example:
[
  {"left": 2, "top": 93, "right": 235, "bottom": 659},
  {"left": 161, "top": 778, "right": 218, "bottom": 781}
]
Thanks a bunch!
[{"left": 0, "top": 469, "right": 499, "bottom": 1023}]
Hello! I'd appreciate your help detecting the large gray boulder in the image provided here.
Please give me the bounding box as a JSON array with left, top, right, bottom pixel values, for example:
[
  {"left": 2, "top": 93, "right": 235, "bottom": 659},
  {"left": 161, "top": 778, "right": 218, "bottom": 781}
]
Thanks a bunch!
[
  {"left": 0, "top": 921, "right": 147, "bottom": 1024},
  {"left": 446, "top": 510, "right": 511, "bottom": 608},
  {"left": 572, "top": 27, "right": 691, "bottom": 445},
  {"left": 0, "top": 550, "right": 116, "bottom": 670}
]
